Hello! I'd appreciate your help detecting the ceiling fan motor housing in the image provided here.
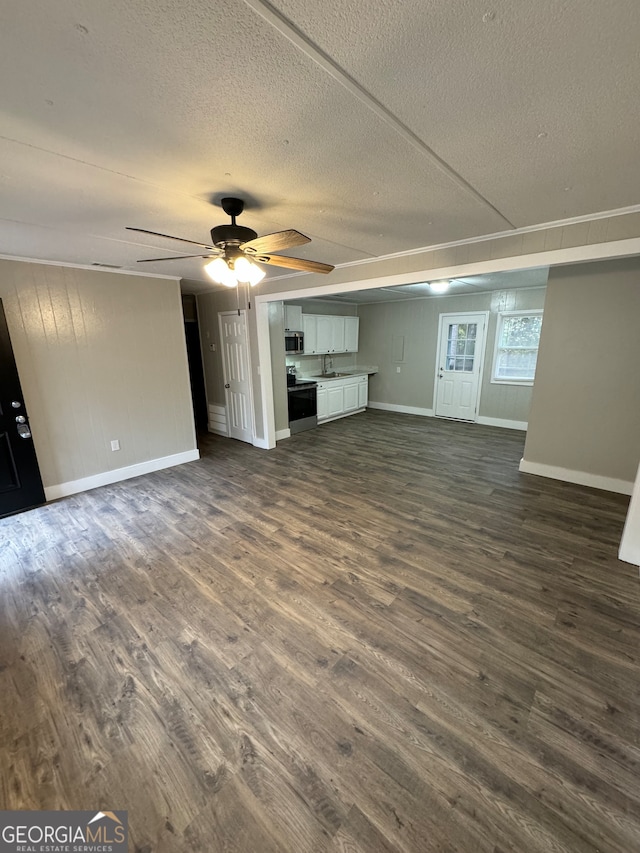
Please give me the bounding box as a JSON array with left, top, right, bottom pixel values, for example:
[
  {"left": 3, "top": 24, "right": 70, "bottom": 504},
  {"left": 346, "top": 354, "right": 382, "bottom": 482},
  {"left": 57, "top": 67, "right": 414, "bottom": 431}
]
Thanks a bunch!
[{"left": 210, "top": 224, "right": 258, "bottom": 247}]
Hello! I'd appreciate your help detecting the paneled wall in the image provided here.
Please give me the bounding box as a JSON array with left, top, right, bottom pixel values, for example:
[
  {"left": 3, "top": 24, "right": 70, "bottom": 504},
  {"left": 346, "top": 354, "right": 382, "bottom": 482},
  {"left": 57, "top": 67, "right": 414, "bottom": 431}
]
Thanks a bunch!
[{"left": 0, "top": 259, "right": 196, "bottom": 494}]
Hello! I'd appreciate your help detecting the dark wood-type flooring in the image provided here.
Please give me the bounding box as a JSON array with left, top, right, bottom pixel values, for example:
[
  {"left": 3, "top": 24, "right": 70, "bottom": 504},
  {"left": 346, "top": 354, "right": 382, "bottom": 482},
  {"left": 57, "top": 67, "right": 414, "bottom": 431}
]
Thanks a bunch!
[{"left": 1, "top": 411, "right": 639, "bottom": 852}]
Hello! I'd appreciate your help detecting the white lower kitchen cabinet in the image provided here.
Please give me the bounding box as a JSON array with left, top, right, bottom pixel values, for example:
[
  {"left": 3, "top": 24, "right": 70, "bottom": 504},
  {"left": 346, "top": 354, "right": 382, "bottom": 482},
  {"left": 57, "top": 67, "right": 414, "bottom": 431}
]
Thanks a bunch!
[
  {"left": 343, "top": 380, "right": 359, "bottom": 412},
  {"left": 357, "top": 375, "right": 368, "bottom": 408},
  {"left": 327, "top": 385, "right": 344, "bottom": 417},
  {"left": 315, "top": 375, "right": 368, "bottom": 424},
  {"left": 316, "top": 387, "right": 328, "bottom": 420}
]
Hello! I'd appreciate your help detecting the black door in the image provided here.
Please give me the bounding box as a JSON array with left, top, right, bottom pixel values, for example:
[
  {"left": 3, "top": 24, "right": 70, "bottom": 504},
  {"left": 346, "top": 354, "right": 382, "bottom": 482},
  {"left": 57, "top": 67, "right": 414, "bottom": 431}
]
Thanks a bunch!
[{"left": 0, "top": 298, "right": 45, "bottom": 518}]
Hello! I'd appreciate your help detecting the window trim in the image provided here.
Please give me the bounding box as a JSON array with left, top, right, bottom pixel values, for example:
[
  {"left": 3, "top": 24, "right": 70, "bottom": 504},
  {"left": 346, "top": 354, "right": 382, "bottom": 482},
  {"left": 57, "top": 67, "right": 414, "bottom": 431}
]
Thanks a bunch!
[{"left": 491, "top": 309, "right": 543, "bottom": 386}]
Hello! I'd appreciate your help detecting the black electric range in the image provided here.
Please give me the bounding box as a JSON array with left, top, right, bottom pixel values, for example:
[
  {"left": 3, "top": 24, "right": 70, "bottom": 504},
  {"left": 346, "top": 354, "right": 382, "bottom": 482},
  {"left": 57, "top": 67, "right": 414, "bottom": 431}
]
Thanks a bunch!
[{"left": 287, "top": 380, "right": 318, "bottom": 433}]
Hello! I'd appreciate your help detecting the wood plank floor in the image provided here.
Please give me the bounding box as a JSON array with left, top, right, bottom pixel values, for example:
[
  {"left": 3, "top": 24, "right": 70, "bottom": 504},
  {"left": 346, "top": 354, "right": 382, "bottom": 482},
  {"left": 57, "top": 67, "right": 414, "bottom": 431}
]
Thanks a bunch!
[{"left": 1, "top": 411, "right": 638, "bottom": 852}]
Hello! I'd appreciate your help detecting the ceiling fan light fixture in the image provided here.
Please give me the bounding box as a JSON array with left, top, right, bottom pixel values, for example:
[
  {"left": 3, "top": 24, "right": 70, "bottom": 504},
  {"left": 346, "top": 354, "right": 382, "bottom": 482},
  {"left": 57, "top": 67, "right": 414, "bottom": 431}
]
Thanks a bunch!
[
  {"left": 430, "top": 280, "right": 450, "bottom": 294},
  {"left": 204, "top": 255, "right": 266, "bottom": 288},
  {"left": 204, "top": 257, "right": 237, "bottom": 287},
  {"left": 234, "top": 255, "right": 266, "bottom": 286}
]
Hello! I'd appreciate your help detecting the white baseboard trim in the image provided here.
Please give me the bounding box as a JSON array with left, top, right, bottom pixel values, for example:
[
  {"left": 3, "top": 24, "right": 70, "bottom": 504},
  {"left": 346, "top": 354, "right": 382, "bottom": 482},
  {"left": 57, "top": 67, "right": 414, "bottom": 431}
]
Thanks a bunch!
[
  {"left": 368, "top": 402, "right": 528, "bottom": 431},
  {"left": 368, "top": 401, "right": 435, "bottom": 418},
  {"left": 477, "top": 416, "right": 528, "bottom": 431},
  {"left": 45, "top": 449, "right": 201, "bottom": 501},
  {"left": 519, "top": 458, "right": 634, "bottom": 496},
  {"left": 276, "top": 428, "right": 291, "bottom": 441},
  {"left": 252, "top": 436, "right": 270, "bottom": 449}
]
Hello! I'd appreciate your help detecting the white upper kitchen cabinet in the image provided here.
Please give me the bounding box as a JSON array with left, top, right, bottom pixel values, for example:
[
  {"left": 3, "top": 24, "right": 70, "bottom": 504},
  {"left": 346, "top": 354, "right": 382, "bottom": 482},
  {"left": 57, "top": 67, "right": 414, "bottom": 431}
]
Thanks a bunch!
[
  {"left": 344, "top": 316, "right": 359, "bottom": 353},
  {"left": 284, "top": 305, "right": 303, "bottom": 331},
  {"left": 316, "top": 315, "right": 334, "bottom": 353},
  {"left": 332, "top": 317, "right": 345, "bottom": 352},
  {"left": 302, "top": 314, "right": 317, "bottom": 354},
  {"left": 301, "top": 313, "right": 359, "bottom": 355}
]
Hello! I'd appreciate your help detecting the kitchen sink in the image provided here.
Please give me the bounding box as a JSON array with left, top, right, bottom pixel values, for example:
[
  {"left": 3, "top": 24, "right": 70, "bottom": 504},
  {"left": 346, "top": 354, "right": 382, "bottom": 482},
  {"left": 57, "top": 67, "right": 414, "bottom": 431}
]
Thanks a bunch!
[{"left": 311, "top": 372, "right": 351, "bottom": 379}]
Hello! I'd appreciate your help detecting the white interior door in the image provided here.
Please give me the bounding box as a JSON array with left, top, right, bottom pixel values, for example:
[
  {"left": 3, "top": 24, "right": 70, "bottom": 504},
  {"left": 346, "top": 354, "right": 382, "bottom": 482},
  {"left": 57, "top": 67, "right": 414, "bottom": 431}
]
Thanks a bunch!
[
  {"left": 219, "top": 310, "right": 254, "bottom": 443},
  {"left": 435, "top": 312, "right": 487, "bottom": 421}
]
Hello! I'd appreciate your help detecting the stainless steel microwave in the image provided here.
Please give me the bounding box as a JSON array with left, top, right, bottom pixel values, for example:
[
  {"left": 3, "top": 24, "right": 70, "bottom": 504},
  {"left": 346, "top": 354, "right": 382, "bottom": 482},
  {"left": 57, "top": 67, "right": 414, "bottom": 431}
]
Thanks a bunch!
[{"left": 285, "top": 331, "right": 304, "bottom": 354}]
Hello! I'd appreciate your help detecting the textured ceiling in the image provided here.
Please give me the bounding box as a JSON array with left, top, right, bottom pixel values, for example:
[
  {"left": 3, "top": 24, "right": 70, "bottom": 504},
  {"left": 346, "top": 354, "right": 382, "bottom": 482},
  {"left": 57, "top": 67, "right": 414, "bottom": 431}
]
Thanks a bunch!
[
  {"left": 301, "top": 267, "right": 550, "bottom": 304},
  {"left": 1, "top": 0, "right": 639, "bottom": 290}
]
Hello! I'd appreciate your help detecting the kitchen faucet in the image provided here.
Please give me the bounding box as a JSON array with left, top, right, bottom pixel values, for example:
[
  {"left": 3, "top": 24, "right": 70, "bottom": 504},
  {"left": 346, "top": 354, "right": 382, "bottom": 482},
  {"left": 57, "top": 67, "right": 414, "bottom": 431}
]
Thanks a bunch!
[{"left": 323, "top": 354, "right": 333, "bottom": 374}]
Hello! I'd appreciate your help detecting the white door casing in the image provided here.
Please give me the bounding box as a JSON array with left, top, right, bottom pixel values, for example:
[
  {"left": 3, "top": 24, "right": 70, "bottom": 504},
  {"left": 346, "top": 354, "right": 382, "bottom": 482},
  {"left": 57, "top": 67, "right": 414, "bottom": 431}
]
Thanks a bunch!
[
  {"left": 434, "top": 312, "right": 488, "bottom": 421},
  {"left": 218, "top": 310, "right": 254, "bottom": 443}
]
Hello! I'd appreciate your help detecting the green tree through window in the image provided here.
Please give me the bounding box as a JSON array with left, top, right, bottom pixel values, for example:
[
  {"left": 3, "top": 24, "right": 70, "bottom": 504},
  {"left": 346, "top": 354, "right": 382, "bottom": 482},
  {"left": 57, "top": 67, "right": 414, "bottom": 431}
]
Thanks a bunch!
[{"left": 492, "top": 311, "right": 543, "bottom": 383}]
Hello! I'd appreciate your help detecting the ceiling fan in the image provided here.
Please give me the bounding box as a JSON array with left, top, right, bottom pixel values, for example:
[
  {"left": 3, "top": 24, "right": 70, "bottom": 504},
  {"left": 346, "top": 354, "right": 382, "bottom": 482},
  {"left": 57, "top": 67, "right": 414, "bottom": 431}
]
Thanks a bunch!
[{"left": 127, "top": 197, "right": 334, "bottom": 287}]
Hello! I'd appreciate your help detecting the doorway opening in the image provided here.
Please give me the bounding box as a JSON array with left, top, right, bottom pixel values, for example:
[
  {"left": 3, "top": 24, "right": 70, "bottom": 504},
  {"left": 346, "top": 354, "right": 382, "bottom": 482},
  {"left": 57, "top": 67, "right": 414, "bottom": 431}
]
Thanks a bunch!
[{"left": 181, "top": 294, "right": 208, "bottom": 433}]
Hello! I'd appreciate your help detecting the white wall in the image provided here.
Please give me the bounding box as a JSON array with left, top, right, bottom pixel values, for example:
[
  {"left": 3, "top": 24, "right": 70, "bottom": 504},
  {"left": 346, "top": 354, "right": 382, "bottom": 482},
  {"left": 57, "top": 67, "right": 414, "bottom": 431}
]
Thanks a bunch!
[
  {"left": 522, "top": 257, "right": 640, "bottom": 492},
  {"left": 0, "top": 259, "right": 197, "bottom": 497}
]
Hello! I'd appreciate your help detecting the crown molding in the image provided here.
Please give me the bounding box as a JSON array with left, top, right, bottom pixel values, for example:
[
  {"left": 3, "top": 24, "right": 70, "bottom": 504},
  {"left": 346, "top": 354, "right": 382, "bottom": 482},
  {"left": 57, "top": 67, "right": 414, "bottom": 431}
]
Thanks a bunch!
[
  {"left": 338, "top": 203, "right": 640, "bottom": 271},
  {"left": 0, "top": 253, "right": 181, "bottom": 280}
]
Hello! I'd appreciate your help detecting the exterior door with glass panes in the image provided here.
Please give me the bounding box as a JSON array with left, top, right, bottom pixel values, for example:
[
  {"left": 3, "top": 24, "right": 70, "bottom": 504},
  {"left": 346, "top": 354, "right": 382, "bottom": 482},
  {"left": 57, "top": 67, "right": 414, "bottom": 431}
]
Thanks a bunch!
[{"left": 435, "top": 312, "right": 488, "bottom": 420}]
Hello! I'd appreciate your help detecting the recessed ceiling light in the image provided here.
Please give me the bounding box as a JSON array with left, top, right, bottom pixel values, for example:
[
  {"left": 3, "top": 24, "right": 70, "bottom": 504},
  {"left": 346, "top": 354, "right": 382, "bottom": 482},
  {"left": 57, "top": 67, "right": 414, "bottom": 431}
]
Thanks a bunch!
[{"left": 430, "top": 280, "right": 450, "bottom": 294}]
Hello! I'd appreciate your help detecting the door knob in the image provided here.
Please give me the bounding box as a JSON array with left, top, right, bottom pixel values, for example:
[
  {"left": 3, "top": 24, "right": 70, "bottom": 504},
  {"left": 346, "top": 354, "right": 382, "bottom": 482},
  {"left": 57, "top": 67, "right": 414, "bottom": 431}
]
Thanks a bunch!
[
  {"left": 11, "top": 401, "right": 21, "bottom": 408},
  {"left": 225, "top": 383, "right": 230, "bottom": 389},
  {"left": 15, "top": 415, "right": 26, "bottom": 424}
]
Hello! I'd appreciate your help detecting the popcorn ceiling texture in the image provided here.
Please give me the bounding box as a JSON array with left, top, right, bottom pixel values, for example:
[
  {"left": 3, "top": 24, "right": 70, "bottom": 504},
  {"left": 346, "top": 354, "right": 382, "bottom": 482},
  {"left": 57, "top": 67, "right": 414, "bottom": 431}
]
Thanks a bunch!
[{"left": 1, "top": 0, "right": 639, "bottom": 285}]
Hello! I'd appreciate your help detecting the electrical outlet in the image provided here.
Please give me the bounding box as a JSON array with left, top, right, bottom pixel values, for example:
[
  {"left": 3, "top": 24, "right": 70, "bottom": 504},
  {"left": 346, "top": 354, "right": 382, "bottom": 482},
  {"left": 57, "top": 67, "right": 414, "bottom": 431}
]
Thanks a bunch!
[
  {"left": 110, "top": 439, "right": 120, "bottom": 451},
  {"left": 396, "top": 366, "right": 401, "bottom": 373},
  {"left": 209, "top": 343, "right": 216, "bottom": 352}
]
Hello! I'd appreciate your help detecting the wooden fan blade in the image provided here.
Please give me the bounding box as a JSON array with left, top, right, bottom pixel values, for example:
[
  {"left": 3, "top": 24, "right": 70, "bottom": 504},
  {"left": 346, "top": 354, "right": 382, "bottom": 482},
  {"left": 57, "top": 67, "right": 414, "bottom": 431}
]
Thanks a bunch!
[
  {"left": 255, "top": 254, "right": 334, "bottom": 274},
  {"left": 126, "top": 227, "right": 216, "bottom": 250},
  {"left": 136, "top": 254, "right": 217, "bottom": 262},
  {"left": 240, "top": 229, "right": 310, "bottom": 255}
]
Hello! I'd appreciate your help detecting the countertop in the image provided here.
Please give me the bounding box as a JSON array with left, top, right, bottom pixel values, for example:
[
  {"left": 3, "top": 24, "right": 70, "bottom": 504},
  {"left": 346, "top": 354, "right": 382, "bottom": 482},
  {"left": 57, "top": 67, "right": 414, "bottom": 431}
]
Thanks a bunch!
[
  {"left": 286, "top": 380, "right": 317, "bottom": 392},
  {"left": 298, "top": 366, "right": 378, "bottom": 383}
]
